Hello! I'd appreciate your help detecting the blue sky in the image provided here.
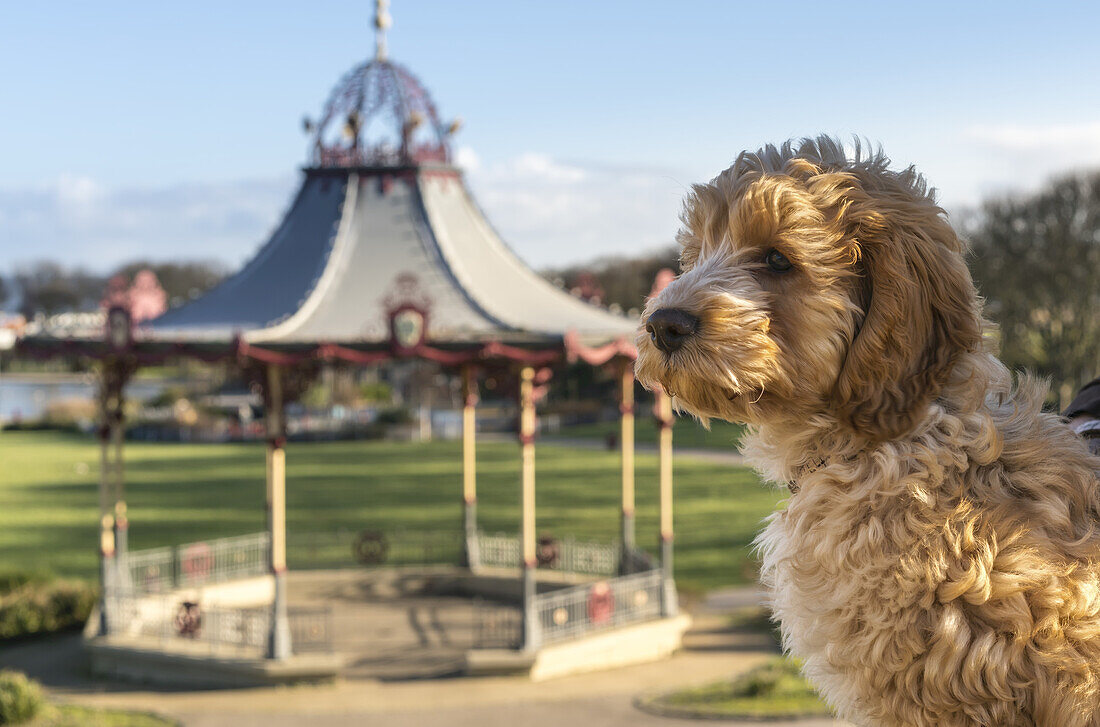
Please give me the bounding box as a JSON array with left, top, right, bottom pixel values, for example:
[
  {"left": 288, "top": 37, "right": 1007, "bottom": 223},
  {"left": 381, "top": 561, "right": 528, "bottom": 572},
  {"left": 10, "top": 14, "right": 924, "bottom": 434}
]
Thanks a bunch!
[{"left": 3, "top": 1, "right": 1100, "bottom": 272}]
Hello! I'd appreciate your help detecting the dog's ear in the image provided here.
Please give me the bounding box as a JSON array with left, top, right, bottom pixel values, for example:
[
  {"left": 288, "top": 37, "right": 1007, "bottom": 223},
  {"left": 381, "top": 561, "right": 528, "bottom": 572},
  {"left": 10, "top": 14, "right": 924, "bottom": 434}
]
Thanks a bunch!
[{"left": 832, "top": 200, "right": 981, "bottom": 440}]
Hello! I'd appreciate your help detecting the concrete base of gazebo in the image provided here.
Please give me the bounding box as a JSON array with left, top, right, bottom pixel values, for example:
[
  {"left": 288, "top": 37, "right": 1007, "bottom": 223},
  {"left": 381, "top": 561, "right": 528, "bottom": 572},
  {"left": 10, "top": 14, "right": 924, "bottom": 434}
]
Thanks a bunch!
[
  {"left": 82, "top": 572, "right": 345, "bottom": 688},
  {"left": 85, "top": 636, "right": 344, "bottom": 688},
  {"left": 465, "top": 613, "right": 692, "bottom": 681}
]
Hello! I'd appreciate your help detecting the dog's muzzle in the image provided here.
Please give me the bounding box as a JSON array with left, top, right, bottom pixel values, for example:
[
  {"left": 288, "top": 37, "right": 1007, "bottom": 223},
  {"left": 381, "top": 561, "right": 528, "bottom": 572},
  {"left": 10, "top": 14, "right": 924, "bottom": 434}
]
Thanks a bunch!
[{"left": 645, "top": 308, "right": 699, "bottom": 354}]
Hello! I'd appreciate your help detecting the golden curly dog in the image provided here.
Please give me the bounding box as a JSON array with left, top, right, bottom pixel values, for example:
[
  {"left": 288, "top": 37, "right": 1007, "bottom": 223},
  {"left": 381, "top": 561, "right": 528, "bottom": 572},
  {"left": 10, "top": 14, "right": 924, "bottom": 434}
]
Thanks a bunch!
[{"left": 634, "top": 137, "right": 1100, "bottom": 727}]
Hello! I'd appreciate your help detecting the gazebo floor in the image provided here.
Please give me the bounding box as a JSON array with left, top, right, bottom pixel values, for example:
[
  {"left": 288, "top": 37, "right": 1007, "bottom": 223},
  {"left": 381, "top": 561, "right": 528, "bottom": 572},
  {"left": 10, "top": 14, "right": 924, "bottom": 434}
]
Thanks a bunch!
[{"left": 287, "top": 567, "right": 520, "bottom": 681}]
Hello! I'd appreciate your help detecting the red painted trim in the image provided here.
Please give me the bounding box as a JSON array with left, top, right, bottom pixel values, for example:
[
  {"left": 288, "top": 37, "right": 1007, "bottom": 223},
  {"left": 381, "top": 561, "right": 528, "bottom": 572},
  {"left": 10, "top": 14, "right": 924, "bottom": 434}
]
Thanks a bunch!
[
  {"left": 19, "top": 331, "right": 634, "bottom": 369},
  {"left": 563, "top": 330, "right": 637, "bottom": 365},
  {"left": 317, "top": 343, "right": 390, "bottom": 365}
]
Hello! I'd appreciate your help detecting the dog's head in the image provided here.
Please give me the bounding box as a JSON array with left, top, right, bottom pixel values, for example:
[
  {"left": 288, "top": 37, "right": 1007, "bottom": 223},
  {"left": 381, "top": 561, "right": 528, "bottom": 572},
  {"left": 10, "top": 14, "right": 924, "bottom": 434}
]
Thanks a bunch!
[{"left": 635, "top": 137, "right": 982, "bottom": 440}]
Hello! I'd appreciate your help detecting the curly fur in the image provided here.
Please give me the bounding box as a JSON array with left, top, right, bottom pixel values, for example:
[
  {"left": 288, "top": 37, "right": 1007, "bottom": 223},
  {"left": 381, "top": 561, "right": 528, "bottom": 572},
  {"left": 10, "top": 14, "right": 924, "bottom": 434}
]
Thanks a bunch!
[{"left": 634, "top": 136, "right": 1100, "bottom": 726}]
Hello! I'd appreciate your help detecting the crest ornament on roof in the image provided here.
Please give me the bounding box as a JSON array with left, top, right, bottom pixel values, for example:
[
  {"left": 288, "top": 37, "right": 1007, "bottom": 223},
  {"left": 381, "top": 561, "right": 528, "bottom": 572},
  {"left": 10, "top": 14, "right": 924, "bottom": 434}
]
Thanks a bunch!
[{"left": 304, "top": 0, "right": 461, "bottom": 169}]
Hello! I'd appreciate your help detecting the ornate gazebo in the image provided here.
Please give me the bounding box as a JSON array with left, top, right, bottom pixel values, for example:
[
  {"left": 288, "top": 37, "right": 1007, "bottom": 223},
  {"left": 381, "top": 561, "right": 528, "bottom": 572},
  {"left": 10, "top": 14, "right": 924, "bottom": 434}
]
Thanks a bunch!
[{"left": 19, "top": 3, "right": 682, "bottom": 679}]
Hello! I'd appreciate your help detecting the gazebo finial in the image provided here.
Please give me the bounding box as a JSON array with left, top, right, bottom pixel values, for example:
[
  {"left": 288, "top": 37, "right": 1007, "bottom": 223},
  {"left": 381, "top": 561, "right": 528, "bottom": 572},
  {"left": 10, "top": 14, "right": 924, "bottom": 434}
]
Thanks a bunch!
[{"left": 374, "top": 0, "right": 391, "bottom": 61}]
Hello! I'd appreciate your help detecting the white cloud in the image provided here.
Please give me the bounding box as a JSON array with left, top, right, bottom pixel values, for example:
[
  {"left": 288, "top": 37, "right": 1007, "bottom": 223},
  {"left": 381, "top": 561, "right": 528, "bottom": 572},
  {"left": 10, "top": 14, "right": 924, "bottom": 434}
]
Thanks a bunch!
[
  {"left": 957, "top": 121, "right": 1100, "bottom": 203},
  {"left": 0, "top": 174, "right": 297, "bottom": 272},
  {"left": 966, "top": 122, "right": 1100, "bottom": 152},
  {"left": 55, "top": 173, "right": 103, "bottom": 210},
  {"left": 0, "top": 155, "right": 696, "bottom": 275},
  {"left": 500, "top": 153, "right": 587, "bottom": 184},
  {"left": 454, "top": 145, "right": 481, "bottom": 173},
  {"left": 465, "top": 152, "right": 695, "bottom": 267}
]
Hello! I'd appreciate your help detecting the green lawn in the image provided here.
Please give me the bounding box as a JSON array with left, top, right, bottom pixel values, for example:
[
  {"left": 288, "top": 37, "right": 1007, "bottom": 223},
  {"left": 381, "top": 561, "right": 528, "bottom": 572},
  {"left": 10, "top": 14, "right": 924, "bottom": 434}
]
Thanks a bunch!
[
  {"left": 0, "top": 430, "right": 779, "bottom": 592},
  {"left": 30, "top": 705, "right": 179, "bottom": 727},
  {"left": 647, "top": 656, "right": 832, "bottom": 720},
  {"left": 551, "top": 417, "right": 746, "bottom": 450}
]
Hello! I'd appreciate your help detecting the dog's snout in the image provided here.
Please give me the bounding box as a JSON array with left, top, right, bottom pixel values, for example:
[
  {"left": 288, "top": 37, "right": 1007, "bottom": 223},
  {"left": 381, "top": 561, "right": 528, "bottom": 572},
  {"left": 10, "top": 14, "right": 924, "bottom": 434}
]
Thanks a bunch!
[{"left": 645, "top": 309, "right": 699, "bottom": 354}]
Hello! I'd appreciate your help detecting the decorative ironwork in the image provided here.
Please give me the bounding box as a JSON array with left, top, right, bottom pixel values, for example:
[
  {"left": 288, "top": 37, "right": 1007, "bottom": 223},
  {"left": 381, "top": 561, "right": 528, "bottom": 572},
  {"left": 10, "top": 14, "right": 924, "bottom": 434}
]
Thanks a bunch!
[
  {"left": 125, "top": 532, "right": 270, "bottom": 594},
  {"left": 533, "top": 568, "right": 663, "bottom": 645},
  {"left": 586, "top": 581, "right": 614, "bottom": 624},
  {"left": 353, "top": 530, "right": 390, "bottom": 565},
  {"left": 288, "top": 606, "right": 334, "bottom": 652},
  {"left": 381, "top": 272, "right": 432, "bottom": 355},
  {"left": 108, "top": 593, "right": 333, "bottom": 655},
  {"left": 476, "top": 531, "right": 621, "bottom": 576},
  {"left": 536, "top": 535, "right": 560, "bottom": 568},
  {"left": 473, "top": 600, "right": 523, "bottom": 650},
  {"left": 308, "top": 57, "right": 457, "bottom": 168},
  {"left": 175, "top": 601, "right": 202, "bottom": 638},
  {"left": 180, "top": 542, "right": 214, "bottom": 582}
]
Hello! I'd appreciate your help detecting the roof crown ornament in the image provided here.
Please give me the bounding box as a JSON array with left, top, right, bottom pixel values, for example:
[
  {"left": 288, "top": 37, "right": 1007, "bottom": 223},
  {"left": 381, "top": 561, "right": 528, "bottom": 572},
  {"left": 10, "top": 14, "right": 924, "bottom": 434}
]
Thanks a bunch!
[
  {"left": 304, "top": 0, "right": 462, "bottom": 169},
  {"left": 374, "top": 0, "right": 391, "bottom": 61}
]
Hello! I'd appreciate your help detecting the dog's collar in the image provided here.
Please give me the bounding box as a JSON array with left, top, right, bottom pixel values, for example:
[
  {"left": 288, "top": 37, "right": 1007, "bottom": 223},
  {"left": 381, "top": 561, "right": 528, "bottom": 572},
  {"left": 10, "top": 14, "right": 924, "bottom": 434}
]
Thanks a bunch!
[
  {"left": 783, "top": 457, "right": 831, "bottom": 497},
  {"left": 786, "top": 458, "right": 827, "bottom": 495}
]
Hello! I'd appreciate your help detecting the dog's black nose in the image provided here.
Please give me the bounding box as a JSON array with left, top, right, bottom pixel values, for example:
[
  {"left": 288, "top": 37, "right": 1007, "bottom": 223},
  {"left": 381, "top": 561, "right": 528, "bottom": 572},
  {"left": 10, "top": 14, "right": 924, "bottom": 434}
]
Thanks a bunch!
[{"left": 645, "top": 309, "right": 699, "bottom": 354}]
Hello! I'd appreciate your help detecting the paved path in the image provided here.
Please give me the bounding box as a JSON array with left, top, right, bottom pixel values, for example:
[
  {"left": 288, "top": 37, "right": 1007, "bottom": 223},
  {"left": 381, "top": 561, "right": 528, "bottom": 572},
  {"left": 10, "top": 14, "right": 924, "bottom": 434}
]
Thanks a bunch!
[{"left": 0, "top": 582, "right": 849, "bottom": 727}]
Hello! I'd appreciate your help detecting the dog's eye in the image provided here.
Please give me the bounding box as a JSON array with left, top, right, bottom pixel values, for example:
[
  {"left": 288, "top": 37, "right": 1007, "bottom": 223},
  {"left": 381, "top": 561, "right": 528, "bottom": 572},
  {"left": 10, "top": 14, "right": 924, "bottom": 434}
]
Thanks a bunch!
[{"left": 764, "top": 248, "right": 793, "bottom": 273}]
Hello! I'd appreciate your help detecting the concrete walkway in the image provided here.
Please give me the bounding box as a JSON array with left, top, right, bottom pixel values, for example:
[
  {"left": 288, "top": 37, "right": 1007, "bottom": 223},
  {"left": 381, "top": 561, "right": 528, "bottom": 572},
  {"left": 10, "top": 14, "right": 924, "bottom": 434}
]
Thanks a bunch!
[{"left": 0, "top": 581, "right": 848, "bottom": 726}]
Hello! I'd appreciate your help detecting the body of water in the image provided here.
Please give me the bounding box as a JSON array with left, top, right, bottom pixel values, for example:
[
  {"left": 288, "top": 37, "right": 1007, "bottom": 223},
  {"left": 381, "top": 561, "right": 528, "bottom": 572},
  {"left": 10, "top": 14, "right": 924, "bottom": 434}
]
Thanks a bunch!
[{"left": 0, "top": 374, "right": 164, "bottom": 424}]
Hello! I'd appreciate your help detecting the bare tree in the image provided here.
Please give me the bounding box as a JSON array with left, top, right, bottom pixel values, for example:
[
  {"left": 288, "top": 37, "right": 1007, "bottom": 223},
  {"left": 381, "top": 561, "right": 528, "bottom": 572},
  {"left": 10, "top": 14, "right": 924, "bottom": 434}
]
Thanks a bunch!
[
  {"left": 543, "top": 245, "right": 680, "bottom": 313},
  {"left": 15, "top": 262, "right": 104, "bottom": 317},
  {"left": 966, "top": 172, "right": 1100, "bottom": 408},
  {"left": 112, "top": 260, "right": 227, "bottom": 308}
]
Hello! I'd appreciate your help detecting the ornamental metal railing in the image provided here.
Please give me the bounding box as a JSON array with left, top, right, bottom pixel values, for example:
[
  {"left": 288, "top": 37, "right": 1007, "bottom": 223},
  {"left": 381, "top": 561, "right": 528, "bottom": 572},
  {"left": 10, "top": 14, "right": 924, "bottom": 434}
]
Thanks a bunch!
[
  {"left": 125, "top": 546, "right": 175, "bottom": 593},
  {"left": 475, "top": 532, "right": 521, "bottom": 569},
  {"left": 104, "top": 593, "right": 332, "bottom": 655},
  {"left": 472, "top": 598, "right": 523, "bottom": 650},
  {"left": 475, "top": 532, "right": 621, "bottom": 576},
  {"left": 124, "top": 532, "right": 270, "bottom": 595},
  {"left": 533, "top": 568, "right": 663, "bottom": 644},
  {"left": 471, "top": 564, "right": 665, "bottom": 649},
  {"left": 289, "top": 528, "right": 465, "bottom": 569}
]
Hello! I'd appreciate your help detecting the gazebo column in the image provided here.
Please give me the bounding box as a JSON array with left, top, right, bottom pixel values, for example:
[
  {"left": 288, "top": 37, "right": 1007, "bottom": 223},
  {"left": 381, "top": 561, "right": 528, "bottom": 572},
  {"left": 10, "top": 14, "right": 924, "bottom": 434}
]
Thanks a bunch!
[
  {"left": 264, "top": 363, "right": 292, "bottom": 660},
  {"left": 461, "top": 365, "right": 479, "bottom": 569},
  {"left": 618, "top": 361, "right": 636, "bottom": 572},
  {"left": 110, "top": 387, "right": 129, "bottom": 590},
  {"left": 656, "top": 389, "right": 678, "bottom": 617},
  {"left": 96, "top": 389, "right": 116, "bottom": 635},
  {"left": 518, "top": 366, "right": 540, "bottom": 651},
  {"left": 96, "top": 358, "right": 131, "bottom": 633}
]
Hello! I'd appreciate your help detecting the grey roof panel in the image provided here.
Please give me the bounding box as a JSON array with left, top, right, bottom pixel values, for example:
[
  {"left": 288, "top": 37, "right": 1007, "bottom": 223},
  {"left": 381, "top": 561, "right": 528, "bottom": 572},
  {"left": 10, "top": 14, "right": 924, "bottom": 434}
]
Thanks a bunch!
[
  {"left": 250, "top": 173, "right": 497, "bottom": 343},
  {"left": 151, "top": 175, "right": 348, "bottom": 336},
  {"left": 418, "top": 175, "right": 637, "bottom": 341}
]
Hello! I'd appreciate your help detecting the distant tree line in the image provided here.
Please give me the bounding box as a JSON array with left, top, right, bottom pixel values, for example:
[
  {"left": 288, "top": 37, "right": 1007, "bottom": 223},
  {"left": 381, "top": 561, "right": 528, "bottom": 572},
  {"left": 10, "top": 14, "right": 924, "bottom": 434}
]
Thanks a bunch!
[
  {"left": 6, "top": 260, "right": 227, "bottom": 318},
  {"left": 542, "top": 245, "right": 680, "bottom": 314}
]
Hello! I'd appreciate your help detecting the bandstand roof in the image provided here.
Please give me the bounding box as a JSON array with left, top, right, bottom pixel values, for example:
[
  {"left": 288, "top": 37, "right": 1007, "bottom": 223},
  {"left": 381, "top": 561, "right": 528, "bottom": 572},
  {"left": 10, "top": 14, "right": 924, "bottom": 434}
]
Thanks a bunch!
[
  {"left": 19, "top": 41, "right": 638, "bottom": 368},
  {"left": 146, "top": 56, "right": 636, "bottom": 359},
  {"left": 150, "top": 162, "right": 635, "bottom": 348}
]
